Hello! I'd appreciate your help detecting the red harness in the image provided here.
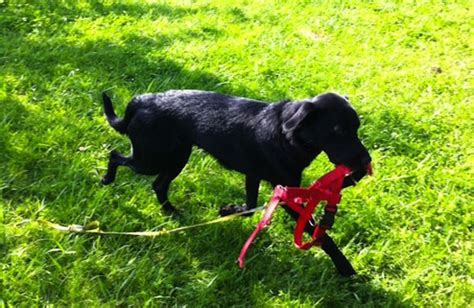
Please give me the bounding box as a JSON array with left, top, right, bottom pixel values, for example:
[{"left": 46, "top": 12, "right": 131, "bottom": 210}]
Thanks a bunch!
[{"left": 238, "top": 164, "right": 371, "bottom": 268}]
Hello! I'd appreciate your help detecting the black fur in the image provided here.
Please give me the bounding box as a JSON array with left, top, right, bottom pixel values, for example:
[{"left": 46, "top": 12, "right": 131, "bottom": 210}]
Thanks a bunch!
[{"left": 101, "top": 90, "right": 371, "bottom": 276}]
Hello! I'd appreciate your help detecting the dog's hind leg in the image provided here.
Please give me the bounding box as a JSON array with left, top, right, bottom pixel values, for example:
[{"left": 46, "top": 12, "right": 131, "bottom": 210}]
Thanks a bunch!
[
  {"left": 101, "top": 150, "right": 133, "bottom": 185},
  {"left": 152, "top": 145, "right": 192, "bottom": 215}
]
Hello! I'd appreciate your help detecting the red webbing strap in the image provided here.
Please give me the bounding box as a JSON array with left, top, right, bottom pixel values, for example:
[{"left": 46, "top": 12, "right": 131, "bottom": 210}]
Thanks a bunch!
[
  {"left": 292, "top": 199, "right": 321, "bottom": 250},
  {"left": 237, "top": 165, "right": 353, "bottom": 268},
  {"left": 289, "top": 165, "right": 350, "bottom": 250},
  {"left": 237, "top": 190, "right": 284, "bottom": 268}
]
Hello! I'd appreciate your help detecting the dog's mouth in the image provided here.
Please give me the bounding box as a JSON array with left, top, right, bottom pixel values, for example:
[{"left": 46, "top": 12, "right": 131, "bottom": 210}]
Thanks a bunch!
[{"left": 342, "top": 163, "right": 372, "bottom": 188}]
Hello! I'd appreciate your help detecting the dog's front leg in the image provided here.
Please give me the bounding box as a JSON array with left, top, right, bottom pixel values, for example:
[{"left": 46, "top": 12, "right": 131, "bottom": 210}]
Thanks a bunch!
[
  {"left": 244, "top": 176, "right": 260, "bottom": 211},
  {"left": 280, "top": 204, "right": 356, "bottom": 277},
  {"left": 219, "top": 176, "right": 260, "bottom": 216}
]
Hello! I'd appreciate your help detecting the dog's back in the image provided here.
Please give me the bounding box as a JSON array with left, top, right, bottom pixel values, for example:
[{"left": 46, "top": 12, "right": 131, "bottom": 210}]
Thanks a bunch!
[{"left": 103, "top": 90, "right": 284, "bottom": 175}]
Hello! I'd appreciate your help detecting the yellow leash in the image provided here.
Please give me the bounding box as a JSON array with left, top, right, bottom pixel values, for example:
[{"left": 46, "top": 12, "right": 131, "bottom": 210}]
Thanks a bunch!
[{"left": 37, "top": 206, "right": 266, "bottom": 237}]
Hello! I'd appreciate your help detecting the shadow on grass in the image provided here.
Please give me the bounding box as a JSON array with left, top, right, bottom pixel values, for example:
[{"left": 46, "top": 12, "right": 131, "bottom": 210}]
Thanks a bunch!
[
  {"left": 59, "top": 218, "right": 411, "bottom": 306},
  {"left": 163, "top": 220, "right": 412, "bottom": 306},
  {"left": 0, "top": 9, "right": 249, "bottom": 204},
  {"left": 0, "top": 1, "right": 214, "bottom": 35},
  {"left": 0, "top": 96, "right": 30, "bottom": 161}
]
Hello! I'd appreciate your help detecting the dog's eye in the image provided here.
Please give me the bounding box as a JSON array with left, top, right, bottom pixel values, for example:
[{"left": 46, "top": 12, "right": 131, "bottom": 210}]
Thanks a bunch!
[{"left": 333, "top": 125, "right": 345, "bottom": 136}]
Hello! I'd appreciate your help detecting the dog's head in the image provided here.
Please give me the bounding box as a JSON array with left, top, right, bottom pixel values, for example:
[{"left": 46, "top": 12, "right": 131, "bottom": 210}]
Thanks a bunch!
[{"left": 283, "top": 93, "right": 371, "bottom": 171}]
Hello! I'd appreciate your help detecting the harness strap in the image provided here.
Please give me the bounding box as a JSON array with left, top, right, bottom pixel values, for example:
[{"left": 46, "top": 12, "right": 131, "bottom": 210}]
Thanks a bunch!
[
  {"left": 237, "top": 165, "right": 353, "bottom": 268},
  {"left": 237, "top": 194, "right": 281, "bottom": 268}
]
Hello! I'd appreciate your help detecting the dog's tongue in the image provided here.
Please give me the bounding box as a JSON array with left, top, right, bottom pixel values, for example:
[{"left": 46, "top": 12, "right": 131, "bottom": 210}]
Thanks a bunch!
[
  {"left": 366, "top": 163, "right": 373, "bottom": 175},
  {"left": 340, "top": 163, "right": 372, "bottom": 188}
]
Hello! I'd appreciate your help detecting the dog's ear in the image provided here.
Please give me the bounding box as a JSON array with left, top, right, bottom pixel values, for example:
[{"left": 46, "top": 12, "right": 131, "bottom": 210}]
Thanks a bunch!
[{"left": 282, "top": 102, "right": 318, "bottom": 134}]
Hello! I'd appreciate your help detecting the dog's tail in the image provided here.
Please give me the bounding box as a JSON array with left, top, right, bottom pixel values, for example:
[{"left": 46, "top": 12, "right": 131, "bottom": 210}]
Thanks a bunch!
[{"left": 102, "top": 92, "right": 128, "bottom": 134}]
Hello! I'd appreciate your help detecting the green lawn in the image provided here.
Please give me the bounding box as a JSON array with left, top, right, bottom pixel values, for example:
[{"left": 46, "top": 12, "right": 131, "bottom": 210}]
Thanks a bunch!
[{"left": 1, "top": 0, "right": 472, "bottom": 306}]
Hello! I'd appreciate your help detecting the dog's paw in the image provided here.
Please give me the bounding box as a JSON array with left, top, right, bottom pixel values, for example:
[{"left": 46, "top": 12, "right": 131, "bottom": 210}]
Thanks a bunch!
[
  {"left": 219, "top": 204, "right": 254, "bottom": 217},
  {"left": 163, "top": 203, "right": 181, "bottom": 218},
  {"left": 101, "top": 176, "right": 114, "bottom": 185},
  {"left": 338, "top": 266, "right": 357, "bottom": 278}
]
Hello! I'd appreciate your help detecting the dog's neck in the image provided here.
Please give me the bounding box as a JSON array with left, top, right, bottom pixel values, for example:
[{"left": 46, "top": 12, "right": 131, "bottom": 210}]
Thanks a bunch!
[{"left": 282, "top": 132, "right": 322, "bottom": 169}]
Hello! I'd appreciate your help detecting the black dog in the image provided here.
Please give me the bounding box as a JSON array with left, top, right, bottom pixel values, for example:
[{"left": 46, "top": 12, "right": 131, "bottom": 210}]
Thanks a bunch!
[{"left": 101, "top": 90, "right": 371, "bottom": 276}]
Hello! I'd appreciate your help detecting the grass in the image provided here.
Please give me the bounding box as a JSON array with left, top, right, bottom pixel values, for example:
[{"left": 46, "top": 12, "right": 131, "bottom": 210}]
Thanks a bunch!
[{"left": 0, "top": 0, "right": 472, "bottom": 306}]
